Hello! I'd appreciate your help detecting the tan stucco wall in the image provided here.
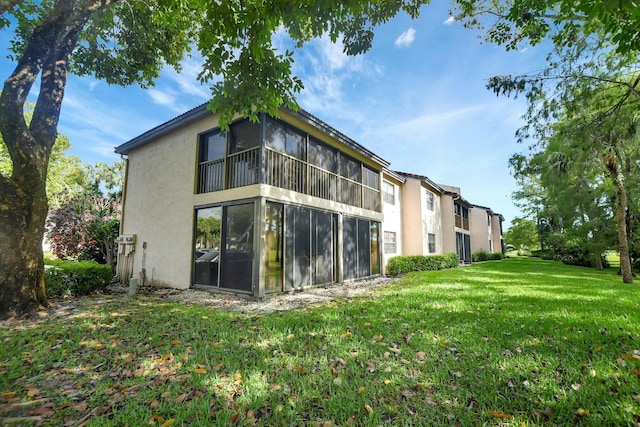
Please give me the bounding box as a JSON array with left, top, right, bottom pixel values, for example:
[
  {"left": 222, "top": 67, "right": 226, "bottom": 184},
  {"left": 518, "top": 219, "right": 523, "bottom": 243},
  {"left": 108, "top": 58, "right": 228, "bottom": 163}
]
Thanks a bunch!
[
  {"left": 470, "top": 207, "right": 491, "bottom": 254},
  {"left": 400, "top": 178, "right": 424, "bottom": 255},
  {"left": 121, "top": 114, "right": 219, "bottom": 289},
  {"left": 491, "top": 214, "right": 503, "bottom": 253},
  {"left": 440, "top": 194, "right": 456, "bottom": 254}
]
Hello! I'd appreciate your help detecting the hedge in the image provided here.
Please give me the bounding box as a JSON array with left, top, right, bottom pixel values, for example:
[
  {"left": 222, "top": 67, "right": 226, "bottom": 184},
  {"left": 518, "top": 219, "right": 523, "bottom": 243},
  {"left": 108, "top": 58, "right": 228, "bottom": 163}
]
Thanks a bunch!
[
  {"left": 386, "top": 253, "right": 459, "bottom": 276},
  {"left": 44, "top": 259, "right": 113, "bottom": 297},
  {"left": 471, "top": 250, "right": 504, "bottom": 262}
]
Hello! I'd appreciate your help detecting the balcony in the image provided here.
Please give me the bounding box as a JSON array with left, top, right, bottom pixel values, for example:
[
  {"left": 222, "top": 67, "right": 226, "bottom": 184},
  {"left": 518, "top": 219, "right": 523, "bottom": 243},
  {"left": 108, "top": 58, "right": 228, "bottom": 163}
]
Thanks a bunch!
[
  {"left": 455, "top": 214, "right": 470, "bottom": 230},
  {"left": 198, "top": 147, "right": 381, "bottom": 212}
]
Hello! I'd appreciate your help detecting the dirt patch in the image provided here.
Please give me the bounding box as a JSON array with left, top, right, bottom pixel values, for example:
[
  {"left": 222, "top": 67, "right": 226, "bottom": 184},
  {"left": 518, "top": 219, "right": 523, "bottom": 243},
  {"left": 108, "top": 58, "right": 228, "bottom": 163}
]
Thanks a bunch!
[{"left": 107, "top": 277, "right": 397, "bottom": 313}]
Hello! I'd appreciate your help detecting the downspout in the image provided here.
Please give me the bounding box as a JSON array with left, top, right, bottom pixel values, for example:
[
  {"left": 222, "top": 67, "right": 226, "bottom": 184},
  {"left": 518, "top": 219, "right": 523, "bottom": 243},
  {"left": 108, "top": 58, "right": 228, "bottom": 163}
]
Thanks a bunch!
[{"left": 119, "top": 154, "right": 129, "bottom": 235}]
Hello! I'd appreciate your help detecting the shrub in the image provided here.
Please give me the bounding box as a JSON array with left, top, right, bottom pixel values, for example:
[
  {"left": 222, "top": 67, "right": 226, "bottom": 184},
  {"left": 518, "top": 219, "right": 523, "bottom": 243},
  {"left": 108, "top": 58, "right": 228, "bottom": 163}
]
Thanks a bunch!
[
  {"left": 386, "top": 253, "right": 459, "bottom": 276},
  {"left": 558, "top": 243, "right": 592, "bottom": 267},
  {"left": 472, "top": 250, "right": 504, "bottom": 262},
  {"left": 44, "top": 259, "right": 113, "bottom": 297}
]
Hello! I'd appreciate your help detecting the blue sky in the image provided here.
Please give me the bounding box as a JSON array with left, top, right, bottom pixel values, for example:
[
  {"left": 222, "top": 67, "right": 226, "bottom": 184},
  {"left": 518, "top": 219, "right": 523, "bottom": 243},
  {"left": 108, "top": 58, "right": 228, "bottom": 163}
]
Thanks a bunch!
[{"left": 0, "top": 2, "right": 548, "bottom": 228}]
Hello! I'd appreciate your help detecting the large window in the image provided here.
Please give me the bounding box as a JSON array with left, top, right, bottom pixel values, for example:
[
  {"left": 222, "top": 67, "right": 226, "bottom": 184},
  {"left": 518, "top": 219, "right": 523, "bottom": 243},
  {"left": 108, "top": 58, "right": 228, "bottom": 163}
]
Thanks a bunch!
[
  {"left": 265, "top": 202, "right": 283, "bottom": 293},
  {"left": 193, "top": 203, "right": 254, "bottom": 292},
  {"left": 382, "top": 181, "right": 395, "bottom": 205},
  {"left": 384, "top": 231, "right": 397, "bottom": 254},
  {"left": 198, "top": 120, "right": 260, "bottom": 192},
  {"left": 343, "top": 216, "right": 380, "bottom": 280},
  {"left": 309, "top": 138, "right": 337, "bottom": 172},
  {"left": 265, "top": 119, "right": 306, "bottom": 159}
]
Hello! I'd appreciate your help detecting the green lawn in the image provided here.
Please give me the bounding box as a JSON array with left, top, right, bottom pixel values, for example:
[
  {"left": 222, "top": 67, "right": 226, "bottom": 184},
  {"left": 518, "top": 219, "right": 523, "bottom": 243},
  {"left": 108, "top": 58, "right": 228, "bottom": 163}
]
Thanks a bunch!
[{"left": 1, "top": 257, "right": 639, "bottom": 426}]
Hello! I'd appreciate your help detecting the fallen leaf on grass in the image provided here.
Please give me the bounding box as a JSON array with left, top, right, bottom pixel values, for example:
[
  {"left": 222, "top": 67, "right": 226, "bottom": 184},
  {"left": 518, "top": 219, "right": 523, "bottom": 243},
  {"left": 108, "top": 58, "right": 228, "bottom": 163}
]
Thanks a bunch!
[
  {"left": 363, "top": 404, "right": 373, "bottom": 415},
  {"left": 160, "top": 419, "right": 175, "bottom": 427},
  {"left": 357, "top": 386, "right": 366, "bottom": 394},
  {"left": 575, "top": 408, "right": 589, "bottom": 416},
  {"left": 342, "top": 332, "right": 352, "bottom": 338},
  {"left": 194, "top": 368, "right": 207, "bottom": 374},
  {"left": 489, "top": 411, "right": 510, "bottom": 419},
  {"left": 176, "top": 393, "right": 188, "bottom": 404},
  {"left": 269, "top": 384, "right": 281, "bottom": 391},
  {"left": 74, "top": 401, "right": 88, "bottom": 412},
  {"left": 630, "top": 369, "right": 640, "bottom": 379},
  {"left": 150, "top": 400, "right": 160, "bottom": 409},
  {"left": 229, "top": 413, "right": 241, "bottom": 424},
  {"left": 171, "top": 339, "right": 182, "bottom": 345}
]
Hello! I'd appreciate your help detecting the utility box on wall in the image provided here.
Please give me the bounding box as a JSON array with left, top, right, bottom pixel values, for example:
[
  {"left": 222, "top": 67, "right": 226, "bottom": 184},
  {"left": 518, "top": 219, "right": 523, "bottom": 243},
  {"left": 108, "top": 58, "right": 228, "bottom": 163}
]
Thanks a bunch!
[{"left": 116, "top": 234, "right": 136, "bottom": 284}]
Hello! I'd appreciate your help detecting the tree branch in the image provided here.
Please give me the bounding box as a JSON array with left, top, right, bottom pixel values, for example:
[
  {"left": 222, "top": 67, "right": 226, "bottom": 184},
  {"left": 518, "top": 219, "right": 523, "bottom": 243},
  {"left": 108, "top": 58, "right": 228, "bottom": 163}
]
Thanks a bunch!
[{"left": 0, "top": 0, "right": 24, "bottom": 16}]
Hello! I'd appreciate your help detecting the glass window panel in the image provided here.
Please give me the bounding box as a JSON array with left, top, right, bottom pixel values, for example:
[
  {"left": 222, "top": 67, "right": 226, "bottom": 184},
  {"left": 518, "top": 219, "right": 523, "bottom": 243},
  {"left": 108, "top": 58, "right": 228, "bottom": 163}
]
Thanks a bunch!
[
  {"left": 363, "top": 167, "right": 379, "bottom": 190},
  {"left": 200, "top": 130, "right": 227, "bottom": 162},
  {"left": 340, "top": 155, "right": 360, "bottom": 181},
  {"left": 193, "top": 206, "right": 222, "bottom": 286},
  {"left": 382, "top": 181, "right": 395, "bottom": 205},
  {"left": 229, "top": 120, "right": 260, "bottom": 153},
  {"left": 220, "top": 203, "right": 254, "bottom": 291},
  {"left": 357, "top": 219, "right": 371, "bottom": 277},
  {"left": 312, "top": 210, "right": 335, "bottom": 285},
  {"left": 342, "top": 216, "right": 358, "bottom": 280},
  {"left": 428, "top": 233, "right": 436, "bottom": 254},
  {"left": 309, "top": 138, "right": 337, "bottom": 172},
  {"left": 285, "top": 206, "right": 311, "bottom": 289},
  {"left": 265, "top": 202, "right": 284, "bottom": 293},
  {"left": 384, "top": 231, "right": 396, "bottom": 254},
  {"left": 265, "top": 119, "right": 305, "bottom": 159},
  {"left": 370, "top": 221, "right": 380, "bottom": 275}
]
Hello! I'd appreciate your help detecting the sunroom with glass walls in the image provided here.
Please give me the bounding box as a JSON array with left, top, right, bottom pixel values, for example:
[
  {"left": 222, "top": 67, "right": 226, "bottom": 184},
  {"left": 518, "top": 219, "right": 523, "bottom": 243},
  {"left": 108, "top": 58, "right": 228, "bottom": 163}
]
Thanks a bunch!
[{"left": 192, "top": 110, "right": 386, "bottom": 297}]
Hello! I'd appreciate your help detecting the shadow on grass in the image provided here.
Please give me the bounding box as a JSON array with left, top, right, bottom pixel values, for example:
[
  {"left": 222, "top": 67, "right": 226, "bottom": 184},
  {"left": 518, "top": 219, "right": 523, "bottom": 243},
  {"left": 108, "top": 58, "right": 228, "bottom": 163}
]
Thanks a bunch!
[{"left": 1, "top": 257, "right": 638, "bottom": 425}]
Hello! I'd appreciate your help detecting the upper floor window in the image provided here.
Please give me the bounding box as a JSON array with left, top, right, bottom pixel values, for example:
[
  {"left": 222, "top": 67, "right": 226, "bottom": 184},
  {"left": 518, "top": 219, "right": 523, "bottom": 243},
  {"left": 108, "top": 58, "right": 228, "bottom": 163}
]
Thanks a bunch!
[
  {"left": 229, "top": 120, "right": 260, "bottom": 153},
  {"left": 309, "top": 138, "right": 337, "bottom": 172},
  {"left": 340, "top": 155, "right": 361, "bottom": 181},
  {"left": 382, "top": 181, "right": 395, "bottom": 205},
  {"left": 200, "top": 130, "right": 227, "bottom": 162},
  {"left": 363, "top": 166, "right": 379, "bottom": 190},
  {"left": 265, "top": 119, "right": 306, "bottom": 160},
  {"left": 426, "top": 191, "right": 435, "bottom": 211}
]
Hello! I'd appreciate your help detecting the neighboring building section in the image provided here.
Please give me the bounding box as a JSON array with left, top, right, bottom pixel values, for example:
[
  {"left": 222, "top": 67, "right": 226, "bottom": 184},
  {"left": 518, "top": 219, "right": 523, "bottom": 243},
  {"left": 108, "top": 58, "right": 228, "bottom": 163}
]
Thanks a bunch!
[
  {"left": 470, "top": 204, "right": 505, "bottom": 255},
  {"left": 395, "top": 172, "right": 443, "bottom": 257},
  {"left": 439, "top": 184, "right": 472, "bottom": 264}
]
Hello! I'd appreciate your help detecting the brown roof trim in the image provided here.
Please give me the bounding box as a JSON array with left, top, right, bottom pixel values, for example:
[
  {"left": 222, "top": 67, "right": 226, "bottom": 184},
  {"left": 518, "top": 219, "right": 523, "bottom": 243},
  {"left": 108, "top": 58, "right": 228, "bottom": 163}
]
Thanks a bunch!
[{"left": 394, "top": 171, "right": 444, "bottom": 194}]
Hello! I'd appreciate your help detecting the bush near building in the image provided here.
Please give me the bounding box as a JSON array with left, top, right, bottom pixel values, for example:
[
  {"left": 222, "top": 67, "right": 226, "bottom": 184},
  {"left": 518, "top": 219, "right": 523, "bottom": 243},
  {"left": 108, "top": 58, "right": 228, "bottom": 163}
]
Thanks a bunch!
[
  {"left": 386, "top": 253, "right": 459, "bottom": 276},
  {"left": 44, "top": 259, "right": 113, "bottom": 297},
  {"left": 472, "top": 250, "right": 504, "bottom": 262}
]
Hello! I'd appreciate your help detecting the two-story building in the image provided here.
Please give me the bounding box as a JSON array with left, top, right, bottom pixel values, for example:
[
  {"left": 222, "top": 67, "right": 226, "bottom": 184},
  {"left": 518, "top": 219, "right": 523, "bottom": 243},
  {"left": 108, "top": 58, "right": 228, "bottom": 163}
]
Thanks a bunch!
[
  {"left": 115, "top": 104, "right": 386, "bottom": 297},
  {"left": 470, "top": 204, "right": 505, "bottom": 255}
]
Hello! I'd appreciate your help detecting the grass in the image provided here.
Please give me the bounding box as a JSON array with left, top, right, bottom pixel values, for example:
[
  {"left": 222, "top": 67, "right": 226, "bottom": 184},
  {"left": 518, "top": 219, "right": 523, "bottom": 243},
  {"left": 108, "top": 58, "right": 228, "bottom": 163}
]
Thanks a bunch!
[{"left": 1, "top": 257, "right": 639, "bottom": 426}]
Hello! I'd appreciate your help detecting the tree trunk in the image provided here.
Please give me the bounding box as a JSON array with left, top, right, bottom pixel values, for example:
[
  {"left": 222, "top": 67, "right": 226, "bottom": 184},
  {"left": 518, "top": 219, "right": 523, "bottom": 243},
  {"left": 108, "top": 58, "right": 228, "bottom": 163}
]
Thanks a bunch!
[
  {"left": 0, "top": 0, "right": 109, "bottom": 319},
  {"left": 0, "top": 179, "right": 49, "bottom": 317},
  {"left": 606, "top": 156, "right": 634, "bottom": 283}
]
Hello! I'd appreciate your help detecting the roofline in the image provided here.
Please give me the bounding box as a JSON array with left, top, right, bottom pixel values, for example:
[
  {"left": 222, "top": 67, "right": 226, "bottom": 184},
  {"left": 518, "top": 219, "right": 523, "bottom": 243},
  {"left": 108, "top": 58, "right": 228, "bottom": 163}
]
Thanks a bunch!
[
  {"left": 115, "top": 102, "right": 210, "bottom": 154},
  {"left": 393, "top": 171, "right": 444, "bottom": 194},
  {"left": 382, "top": 168, "right": 406, "bottom": 183},
  {"left": 115, "top": 103, "right": 390, "bottom": 167},
  {"left": 293, "top": 108, "right": 389, "bottom": 167}
]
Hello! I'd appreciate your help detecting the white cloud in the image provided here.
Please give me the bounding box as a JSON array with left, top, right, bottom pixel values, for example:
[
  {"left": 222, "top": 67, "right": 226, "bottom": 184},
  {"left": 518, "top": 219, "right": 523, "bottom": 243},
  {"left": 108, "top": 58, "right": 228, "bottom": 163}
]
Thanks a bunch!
[
  {"left": 443, "top": 16, "right": 456, "bottom": 25},
  {"left": 394, "top": 28, "right": 416, "bottom": 48},
  {"left": 147, "top": 89, "right": 177, "bottom": 109}
]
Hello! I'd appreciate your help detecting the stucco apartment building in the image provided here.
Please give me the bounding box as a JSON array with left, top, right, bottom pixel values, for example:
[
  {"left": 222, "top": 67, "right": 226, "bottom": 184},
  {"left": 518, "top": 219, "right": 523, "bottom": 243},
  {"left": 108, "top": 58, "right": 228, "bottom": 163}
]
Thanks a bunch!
[{"left": 115, "top": 105, "right": 503, "bottom": 295}]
